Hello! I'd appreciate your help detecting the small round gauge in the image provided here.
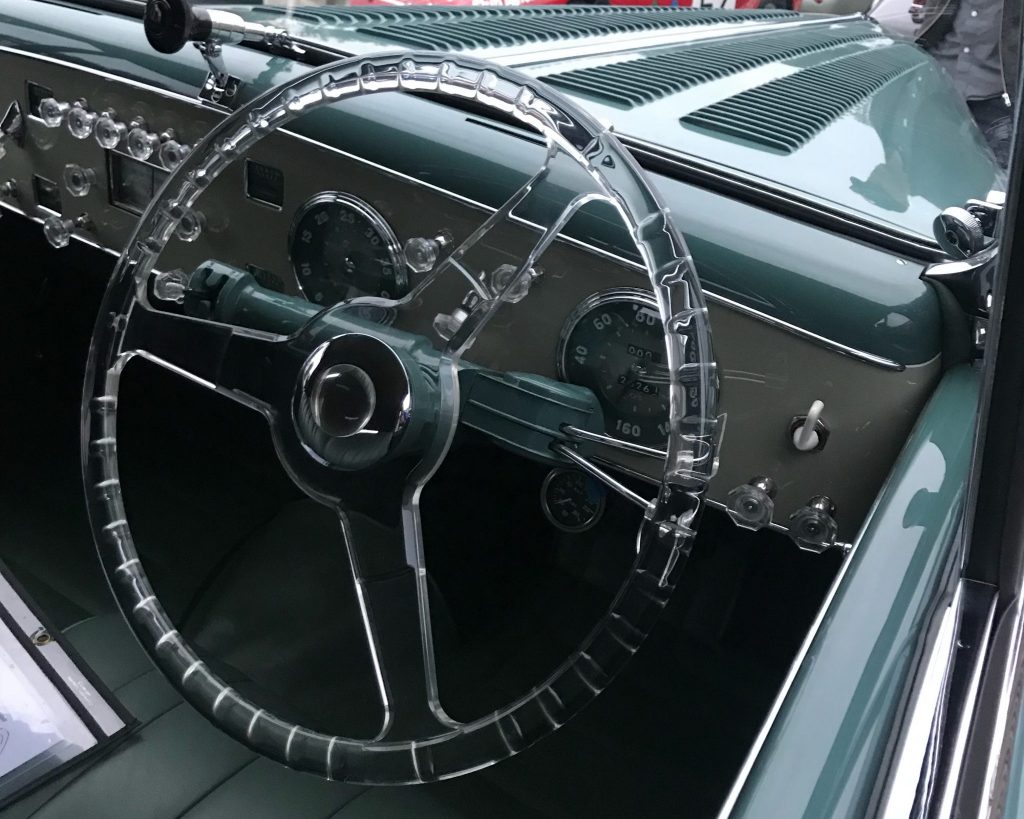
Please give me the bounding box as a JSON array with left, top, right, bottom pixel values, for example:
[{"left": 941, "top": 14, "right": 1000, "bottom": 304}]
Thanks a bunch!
[
  {"left": 541, "top": 468, "right": 606, "bottom": 533},
  {"left": 558, "top": 288, "right": 698, "bottom": 448},
  {"left": 289, "top": 193, "right": 408, "bottom": 305}
]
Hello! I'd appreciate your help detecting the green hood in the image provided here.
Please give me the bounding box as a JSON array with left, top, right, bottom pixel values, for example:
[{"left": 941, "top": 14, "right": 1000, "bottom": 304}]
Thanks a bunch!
[{"left": 239, "top": 5, "right": 1004, "bottom": 242}]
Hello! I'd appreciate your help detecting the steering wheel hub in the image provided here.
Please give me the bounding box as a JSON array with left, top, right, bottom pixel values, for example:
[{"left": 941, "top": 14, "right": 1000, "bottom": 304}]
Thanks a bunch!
[{"left": 296, "top": 334, "right": 414, "bottom": 468}]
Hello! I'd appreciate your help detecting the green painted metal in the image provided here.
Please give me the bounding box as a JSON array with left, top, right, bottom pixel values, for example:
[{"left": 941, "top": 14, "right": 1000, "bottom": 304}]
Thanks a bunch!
[
  {"left": 228, "top": 8, "right": 1005, "bottom": 242},
  {"left": 0, "top": 0, "right": 943, "bottom": 364},
  {"left": 726, "top": 364, "right": 981, "bottom": 819}
]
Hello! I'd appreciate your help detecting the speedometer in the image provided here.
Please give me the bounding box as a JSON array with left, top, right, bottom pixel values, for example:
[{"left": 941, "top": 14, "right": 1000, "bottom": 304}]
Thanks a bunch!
[
  {"left": 289, "top": 193, "right": 408, "bottom": 305},
  {"left": 558, "top": 289, "right": 695, "bottom": 448}
]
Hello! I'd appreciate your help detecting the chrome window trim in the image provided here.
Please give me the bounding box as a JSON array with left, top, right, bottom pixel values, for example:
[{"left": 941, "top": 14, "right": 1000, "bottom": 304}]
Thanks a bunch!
[
  {"left": 875, "top": 576, "right": 998, "bottom": 819},
  {"left": 0, "top": 44, "right": 907, "bottom": 371}
]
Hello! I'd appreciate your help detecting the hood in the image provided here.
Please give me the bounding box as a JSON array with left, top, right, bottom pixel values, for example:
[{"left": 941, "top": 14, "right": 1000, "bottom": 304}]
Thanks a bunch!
[{"left": 238, "top": 5, "right": 1004, "bottom": 243}]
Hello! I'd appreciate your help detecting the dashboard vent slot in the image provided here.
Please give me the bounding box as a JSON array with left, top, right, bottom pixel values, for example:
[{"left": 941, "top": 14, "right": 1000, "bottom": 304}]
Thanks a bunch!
[
  {"left": 680, "top": 45, "right": 927, "bottom": 153},
  {"left": 344, "top": 8, "right": 800, "bottom": 51},
  {"left": 542, "top": 27, "right": 885, "bottom": 108}
]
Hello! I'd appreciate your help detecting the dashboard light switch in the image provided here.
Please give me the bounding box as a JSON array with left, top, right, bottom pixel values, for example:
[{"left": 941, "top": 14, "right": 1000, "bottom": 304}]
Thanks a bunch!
[{"left": 790, "top": 400, "right": 828, "bottom": 452}]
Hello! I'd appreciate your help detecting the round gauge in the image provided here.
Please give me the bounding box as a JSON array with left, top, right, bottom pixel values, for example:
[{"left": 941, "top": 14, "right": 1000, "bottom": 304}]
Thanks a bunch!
[
  {"left": 558, "top": 288, "right": 698, "bottom": 448},
  {"left": 540, "top": 468, "right": 606, "bottom": 533},
  {"left": 289, "top": 193, "right": 408, "bottom": 305}
]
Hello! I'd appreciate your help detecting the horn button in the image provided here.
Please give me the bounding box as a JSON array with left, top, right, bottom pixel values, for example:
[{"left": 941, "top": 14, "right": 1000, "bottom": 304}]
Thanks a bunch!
[{"left": 295, "top": 334, "right": 413, "bottom": 470}]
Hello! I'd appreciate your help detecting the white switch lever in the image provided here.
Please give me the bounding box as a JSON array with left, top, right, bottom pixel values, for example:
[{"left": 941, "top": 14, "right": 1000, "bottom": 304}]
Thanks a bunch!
[{"left": 792, "top": 400, "right": 825, "bottom": 452}]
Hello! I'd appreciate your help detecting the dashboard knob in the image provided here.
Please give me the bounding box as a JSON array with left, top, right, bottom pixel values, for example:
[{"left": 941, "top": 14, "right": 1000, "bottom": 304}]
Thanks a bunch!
[
  {"left": 788, "top": 496, "right": 839, "bottom": 554},
  {"left": 934, "top": 206, "right": 985, "bottom": 259},
  {"left": 172, "top": 207, "right": 204, "bottom": 242},
  {"left": 403, "top": 232, "right": 452, "bottom": 274},
  {"left": 66, "top": 103, "right": 97, "bottom": 139},
  {"left": 127, "top": 126, "right": 160, "bottom": 160},
  {"left": 790, "top": 399, "right": 827, "bottom": 452},
  {"left": 42, "top": 213, "right": 89, "bottom": 249},
  {"left": 63, "top": 163, "right": 96, "bottom": 198},
  {"left": 38, "top": 98, "right": 69, "bottom": 128},
  {"left": 152, "top": 269, "right": 190, "bottom": 303},
  {"left": 725, "top": 476, "right": 776, "bottom": 531},
  {"left": 158, "top": 138, "right": 190, "bottom": 170},
  {"left": 144, "top": 0, "right": 211, "bottom": 55},
  {"left": 94, "top": 114, "right": 127, "bottom": 149}
]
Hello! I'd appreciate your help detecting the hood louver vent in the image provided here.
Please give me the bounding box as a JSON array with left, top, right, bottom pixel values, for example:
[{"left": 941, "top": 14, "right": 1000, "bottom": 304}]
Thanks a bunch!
[
  {"left": 680, "top": 46, "right": 927, "bottom": 153},
  {"left": 542, "top": 27, "right": 885, "bottom": 108},
  {"left": 340, "top": 8, "right": 799, "bottom": 51}
]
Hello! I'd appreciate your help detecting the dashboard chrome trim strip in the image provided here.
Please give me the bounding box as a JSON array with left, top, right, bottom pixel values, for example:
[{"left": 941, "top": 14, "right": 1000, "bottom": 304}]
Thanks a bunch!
[{"left": 0, "top": 44, "right": 908, "bottom": 372}]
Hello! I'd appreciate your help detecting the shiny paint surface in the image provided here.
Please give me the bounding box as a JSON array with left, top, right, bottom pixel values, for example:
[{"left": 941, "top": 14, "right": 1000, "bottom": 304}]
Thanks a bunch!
[
  {"left": 724, "top": 364, "right": 981, "bottom": 819},
  {"left": 229, "top": 6, "right": 1003, "bottom": 240},
  {"left": 0, "top": 0, "right": 942, "bottom": 365}
]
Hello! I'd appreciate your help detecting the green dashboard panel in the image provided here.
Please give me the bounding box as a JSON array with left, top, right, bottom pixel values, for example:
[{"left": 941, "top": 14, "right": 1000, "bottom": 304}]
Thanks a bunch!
[{"left": 0, "top": 0, "right": 942, "bottom": 368}]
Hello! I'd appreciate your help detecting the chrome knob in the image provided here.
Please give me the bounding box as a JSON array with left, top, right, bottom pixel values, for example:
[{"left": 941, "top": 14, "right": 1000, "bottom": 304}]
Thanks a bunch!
[{"left": 0, "top": 179, "right": 17, "bottom": 199}]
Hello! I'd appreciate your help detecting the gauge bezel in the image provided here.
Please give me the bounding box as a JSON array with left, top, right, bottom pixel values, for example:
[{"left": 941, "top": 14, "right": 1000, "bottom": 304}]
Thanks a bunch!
[
  {"left": 556, "top": 286, "right": 659, "bottom": 382},
  {"left": 540, "top": 467, "right": 606, "bottom": 534},
  {"left": 288, "top": 191, "right": 406, "bottom": 302}
]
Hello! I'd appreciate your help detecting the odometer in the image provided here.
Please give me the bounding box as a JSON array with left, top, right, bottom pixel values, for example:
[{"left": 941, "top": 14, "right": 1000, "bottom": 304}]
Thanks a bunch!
[
  {"left": 289, "top": 193, "right": 407, "bottom": 305},
  {"left": 558, "top": 289, "right": 696, "bottom": 448}
]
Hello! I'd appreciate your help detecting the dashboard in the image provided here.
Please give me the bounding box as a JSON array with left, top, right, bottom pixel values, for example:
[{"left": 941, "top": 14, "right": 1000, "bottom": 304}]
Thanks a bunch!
[{"left": 0, "top": 46, "right": 944, "bottom": 544}]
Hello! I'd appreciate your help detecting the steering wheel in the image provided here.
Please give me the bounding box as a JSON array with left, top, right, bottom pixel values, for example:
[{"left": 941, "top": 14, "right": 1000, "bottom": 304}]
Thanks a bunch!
[{"left": 83, "top": 54, "right": 718, "bottom": 784}]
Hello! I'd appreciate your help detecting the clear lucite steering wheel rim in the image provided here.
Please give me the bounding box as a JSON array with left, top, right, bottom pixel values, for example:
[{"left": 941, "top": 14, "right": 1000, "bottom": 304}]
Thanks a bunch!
[{"left": 82, "top": 53, "right": 719, "bottom": 785}]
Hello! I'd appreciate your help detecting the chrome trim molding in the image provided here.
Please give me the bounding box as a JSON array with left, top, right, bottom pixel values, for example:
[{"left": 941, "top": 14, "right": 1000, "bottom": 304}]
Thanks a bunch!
[{"left": 876, "top": 578, "right": 997, "bottom": 819}]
